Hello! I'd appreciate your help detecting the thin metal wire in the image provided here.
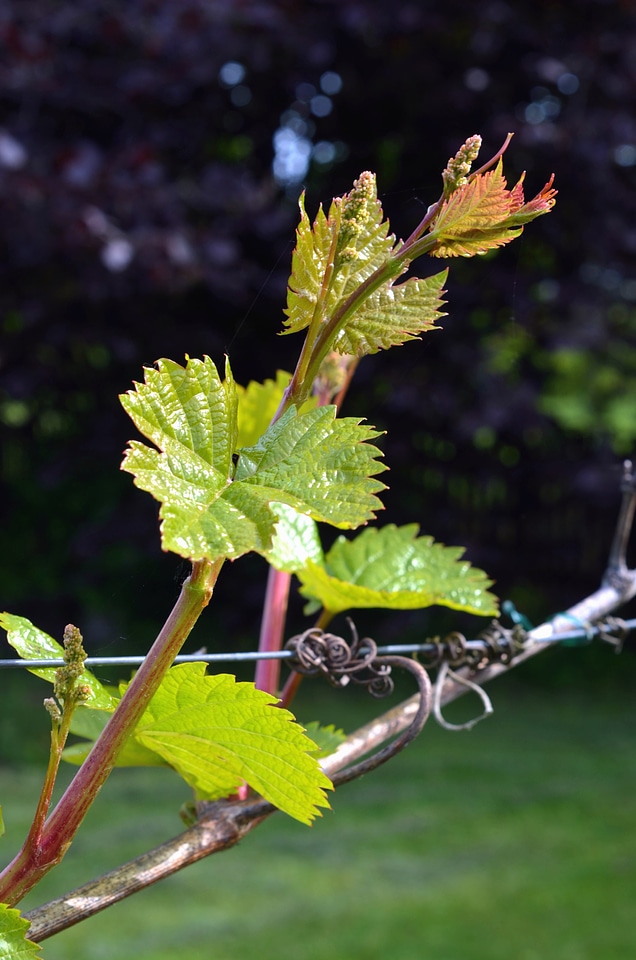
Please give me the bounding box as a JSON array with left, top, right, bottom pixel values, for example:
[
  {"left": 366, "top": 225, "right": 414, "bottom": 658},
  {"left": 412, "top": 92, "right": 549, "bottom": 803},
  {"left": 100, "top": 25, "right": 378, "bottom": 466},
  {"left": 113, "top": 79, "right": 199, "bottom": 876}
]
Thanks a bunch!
[{"left": 1, "top": 617, "right": 633, "bottom": 670}]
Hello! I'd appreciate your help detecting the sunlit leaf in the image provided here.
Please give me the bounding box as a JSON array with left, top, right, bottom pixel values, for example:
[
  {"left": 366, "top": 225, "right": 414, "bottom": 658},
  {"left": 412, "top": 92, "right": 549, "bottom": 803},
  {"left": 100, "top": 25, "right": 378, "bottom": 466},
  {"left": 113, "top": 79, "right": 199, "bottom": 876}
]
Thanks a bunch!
[
  {"left": 236, "top": 370, "right": 290, "bottom": 449},
  {"left": 130, "top": 664, "right": 332, "bottom": 824},
  {"left": 235, "top": 405, "right": 386, "bottom": 525},
  {"left": 283, "top": 173, "right": 395, "bottom": 336},
  {"left": 0, "top": 613, "right": 118, "bottom": 710},
  {"left": 333, "top": 270, "right": 448, "bottom": 356},
  {"left": 121, "top": 357, "right": 386, "bottom": 561},
  {"left": 282, "top": 197, "right": 334, "bottom": 336},
  {"left": 428, "top": 161, "right": 523, "bottom": 257},
  {"left": 264, "top": 504, "right": 324, "bottom": 573},
  {"left": 121, "top": 353, "right": 237, "bottom": 487},
  {"left": 0, "top": 904, "right": 42, "bottom": 959},
  {"left": 297, "top": 524, "right": 499, "bottom": 617},
  {"left": 427, "top": 160, "right": 556, "bottom": 258}
]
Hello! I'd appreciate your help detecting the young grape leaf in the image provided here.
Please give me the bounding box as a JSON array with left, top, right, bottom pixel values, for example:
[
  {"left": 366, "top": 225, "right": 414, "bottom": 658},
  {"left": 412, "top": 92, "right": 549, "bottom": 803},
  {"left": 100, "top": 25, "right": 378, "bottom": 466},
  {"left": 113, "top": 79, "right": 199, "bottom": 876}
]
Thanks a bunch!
[
  {"left": 498, "top": 172, "right": 557, "bottom": 227},
  {"left": 427, "top": 160, "right": 556, "bottom": 258},
  {"left": 0, "top": 904, "right": 42, "bottom": 960},
  {"left": 283, "top": 197, "right": 334, "bottom": 336},
  {"left": 0, "top": 613, "right": 118, "bottom": 710},
  {"left": 128, "top": 664, "right": 332, "bottom": 825},
  {"left": 234, "top": 405, "right": 386, "bottom": 521},
  {"left": 283, "top": 173, "right": 395, "bottom": 336},
  {"left": 296, "top": 524, "right": 499, "bottom": 617},
  {"left": 332, "top": 270, "right": 448, "bottom": 356},
  {"left": 121, "top": 354, "right": 237, "bottom": 478},
  {"left": 122, "top": 357, "right": 386, "bottom": 561},
  {"left": 427, "top": 161, "right": 523, "bottom": 257},
  {"left": 264, "top": 503, "right": 324, "bottom": 573}
]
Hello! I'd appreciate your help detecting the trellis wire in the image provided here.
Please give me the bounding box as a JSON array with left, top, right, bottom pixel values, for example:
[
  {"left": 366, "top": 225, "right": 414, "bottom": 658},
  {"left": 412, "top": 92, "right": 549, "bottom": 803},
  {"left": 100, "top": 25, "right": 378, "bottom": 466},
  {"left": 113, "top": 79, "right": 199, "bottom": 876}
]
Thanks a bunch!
[{"left": 1, "top": 616, "right": 633, "bottom": 670}]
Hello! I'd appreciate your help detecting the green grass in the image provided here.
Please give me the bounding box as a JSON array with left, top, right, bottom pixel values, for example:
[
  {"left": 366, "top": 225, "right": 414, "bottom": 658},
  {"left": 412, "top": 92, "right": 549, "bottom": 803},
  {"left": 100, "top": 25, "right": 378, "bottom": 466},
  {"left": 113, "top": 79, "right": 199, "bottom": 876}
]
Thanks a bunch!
[{"left": 2, "top": 671, "right": 636, "bottom": 960}]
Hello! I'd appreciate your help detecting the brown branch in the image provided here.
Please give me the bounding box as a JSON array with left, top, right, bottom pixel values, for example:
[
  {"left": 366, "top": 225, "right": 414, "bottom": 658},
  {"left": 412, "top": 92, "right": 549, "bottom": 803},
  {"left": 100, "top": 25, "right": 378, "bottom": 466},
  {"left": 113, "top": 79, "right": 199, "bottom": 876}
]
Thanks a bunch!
[
  {"left": 24, "top": 657, "right": 431, "bottom": 942},
  {"left": 24, "top": 798, "right": 275, "bottom": 941}
]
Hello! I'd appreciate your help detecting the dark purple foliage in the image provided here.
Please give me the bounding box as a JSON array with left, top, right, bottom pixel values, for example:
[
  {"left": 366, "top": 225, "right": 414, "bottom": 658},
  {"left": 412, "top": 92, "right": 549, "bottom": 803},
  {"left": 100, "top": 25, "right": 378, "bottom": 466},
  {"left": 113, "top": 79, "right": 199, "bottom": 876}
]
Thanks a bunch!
[{"left": 1, "top": 0, "right": 636, "bottom": 645}]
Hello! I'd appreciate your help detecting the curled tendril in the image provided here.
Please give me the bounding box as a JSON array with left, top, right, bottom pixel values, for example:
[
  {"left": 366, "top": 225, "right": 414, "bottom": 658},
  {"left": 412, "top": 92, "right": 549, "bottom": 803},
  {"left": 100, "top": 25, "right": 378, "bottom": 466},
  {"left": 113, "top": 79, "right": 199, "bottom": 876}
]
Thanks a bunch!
[
  {"left": 286, "top": 619, "right": 394, "bottom": 698},
  {"left": 285, "top": 619, "right": 432, "bottom": 787}
]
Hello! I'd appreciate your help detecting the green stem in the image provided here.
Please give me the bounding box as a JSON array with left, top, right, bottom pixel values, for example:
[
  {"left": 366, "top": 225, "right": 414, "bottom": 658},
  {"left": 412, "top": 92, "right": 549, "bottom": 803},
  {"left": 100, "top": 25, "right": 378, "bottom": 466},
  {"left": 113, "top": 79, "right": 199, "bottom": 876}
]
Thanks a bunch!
[
  {"left": 276, "top": 225, "right": 342, "bottom": 421},
  {"left": 396, "top": 232, "right": 444, "bottom": 264},
  {"left": 0, "top": 557, "right": 223, "bottom": 906},
  {"left": 292, "top": 224, "right": 340, "bottom": 392},
  {"left": 22, "top": 718, "right": 67, "bottom": 852},
  {"left": 301, "top": 255, "right": 405, "bottom": 394}
]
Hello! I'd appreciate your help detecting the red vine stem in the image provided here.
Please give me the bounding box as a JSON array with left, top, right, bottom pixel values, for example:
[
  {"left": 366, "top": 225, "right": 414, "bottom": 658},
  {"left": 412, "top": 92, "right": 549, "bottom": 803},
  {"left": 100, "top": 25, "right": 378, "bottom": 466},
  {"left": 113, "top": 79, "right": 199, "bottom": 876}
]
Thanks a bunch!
[{"left": 254, "top": 566, "right": 291, "bottom": 693}]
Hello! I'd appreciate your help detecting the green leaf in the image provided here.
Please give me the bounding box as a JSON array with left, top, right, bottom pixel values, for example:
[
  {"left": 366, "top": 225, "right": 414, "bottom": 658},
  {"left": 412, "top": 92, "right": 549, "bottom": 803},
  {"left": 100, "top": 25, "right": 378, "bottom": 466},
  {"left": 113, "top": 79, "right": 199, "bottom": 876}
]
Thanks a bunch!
[
  {"left": 301, "top": 722, "right": 347, "bottom": 759},
  {"left": 68, "top": 704, "right": 113, "bottom": 740},
  {"left": 236, "top": 369, "right": 289, "bottom": 449},
  {"left": 0, "top": 613, "right": 118, "bottom": 710},
  {"left": 130, "top": 664, "right": 332, "bottom": 824},
  {"left": 122, "top": 358, "right": 386, "bottom": 561},
  {"left": 234, "top": 405, "right": 386, "bottom": 525},
  {"left": 283, "top": 173, "right": 395, "bottom": 336},
  {"left": 283, "top": 196, "right": 333, "bottom": 336},
  {"left": 0, "top": 807, "right": 4, "bottom": 839},
  {"left": 333, "top": 270, "right": 448, "bottom": 356},
  {"left": 296, "top": 524, "right": 499, "bottom": 617},
  {"left": 0, "top": 904, "right": 42, "bottom": 959},
  {"left": 121, "top": 355, "right": 237, "bottom": 480},
  {"left": 264, "top": 504, "right": 324, "bottom": 573},
  {"left": 62, "top": 705, "right": 167, "bottom": 768}
]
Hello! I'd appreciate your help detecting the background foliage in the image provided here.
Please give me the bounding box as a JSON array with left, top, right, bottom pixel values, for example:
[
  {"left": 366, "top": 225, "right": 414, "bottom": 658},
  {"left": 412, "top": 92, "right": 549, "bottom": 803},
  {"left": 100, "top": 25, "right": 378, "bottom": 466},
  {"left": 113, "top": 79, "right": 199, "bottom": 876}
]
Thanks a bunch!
[{"left": 1, "top": 0, "right": 636, "bottom": 657}]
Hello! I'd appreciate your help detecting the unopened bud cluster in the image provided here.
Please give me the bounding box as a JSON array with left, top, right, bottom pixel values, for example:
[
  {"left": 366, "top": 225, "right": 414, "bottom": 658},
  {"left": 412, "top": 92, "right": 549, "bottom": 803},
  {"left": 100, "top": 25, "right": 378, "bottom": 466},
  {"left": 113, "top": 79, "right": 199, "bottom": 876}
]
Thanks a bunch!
[
  {"left": 52, "top": 623, "right": 89, "bottom": 707},
  {"left": 336, "top": 171, "right": 377, "bottom": 263},
  {"left": 442, "top": 135, "right": 482, "bottom": 197}
]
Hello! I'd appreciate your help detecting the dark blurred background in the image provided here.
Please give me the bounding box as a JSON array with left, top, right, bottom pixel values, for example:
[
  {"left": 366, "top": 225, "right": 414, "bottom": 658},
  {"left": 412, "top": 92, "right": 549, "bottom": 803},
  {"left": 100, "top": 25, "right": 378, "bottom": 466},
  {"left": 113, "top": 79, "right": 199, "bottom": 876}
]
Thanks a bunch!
[{"left": 2, "top": 0, "right": 636, "bottom": 669}]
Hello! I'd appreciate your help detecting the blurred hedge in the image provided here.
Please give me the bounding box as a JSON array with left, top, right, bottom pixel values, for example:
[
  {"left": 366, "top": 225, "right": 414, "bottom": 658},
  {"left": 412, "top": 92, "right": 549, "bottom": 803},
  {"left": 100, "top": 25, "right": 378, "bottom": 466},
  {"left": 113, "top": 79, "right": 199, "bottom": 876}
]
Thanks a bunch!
[{"left": 1, "top": 1, "right": 636, "bottom": 656}]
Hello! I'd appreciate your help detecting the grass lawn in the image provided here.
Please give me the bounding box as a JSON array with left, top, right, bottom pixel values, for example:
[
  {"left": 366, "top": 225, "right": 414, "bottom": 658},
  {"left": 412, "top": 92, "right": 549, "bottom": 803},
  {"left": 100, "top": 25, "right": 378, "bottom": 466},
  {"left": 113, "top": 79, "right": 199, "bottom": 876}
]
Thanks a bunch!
[{"left": 2, "top": 665, "right": 635, "bottom": 960}]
